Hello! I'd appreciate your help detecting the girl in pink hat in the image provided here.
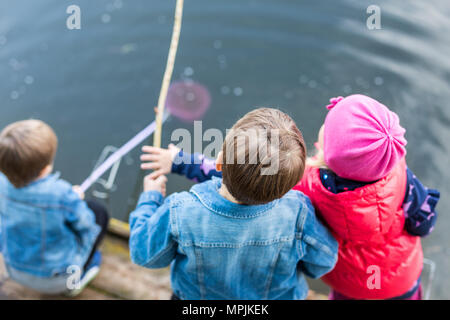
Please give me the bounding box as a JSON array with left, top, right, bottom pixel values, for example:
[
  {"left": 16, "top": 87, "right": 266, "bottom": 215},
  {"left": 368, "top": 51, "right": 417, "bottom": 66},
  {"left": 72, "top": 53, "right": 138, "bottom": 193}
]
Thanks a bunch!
[{"left": 294, "top": 94, "right": 440, "bottom": 300}]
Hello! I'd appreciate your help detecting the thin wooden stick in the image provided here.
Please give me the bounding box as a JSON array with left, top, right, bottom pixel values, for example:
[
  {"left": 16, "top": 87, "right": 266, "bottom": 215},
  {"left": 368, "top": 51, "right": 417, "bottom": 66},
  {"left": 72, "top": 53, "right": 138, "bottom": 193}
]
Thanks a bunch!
[{"left": 153, "top": 0, "right": 184, "bottom": 148}]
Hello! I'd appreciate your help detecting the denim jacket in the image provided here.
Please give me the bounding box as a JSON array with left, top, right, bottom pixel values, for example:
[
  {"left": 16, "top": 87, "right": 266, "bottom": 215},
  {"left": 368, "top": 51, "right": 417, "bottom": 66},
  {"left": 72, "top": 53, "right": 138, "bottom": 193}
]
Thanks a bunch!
[
  {"left": 129, "top": 177, "right": 338, "bottom": 300},
  {"left": 0, "top": 172, "right": 100, "bottom": 278}
]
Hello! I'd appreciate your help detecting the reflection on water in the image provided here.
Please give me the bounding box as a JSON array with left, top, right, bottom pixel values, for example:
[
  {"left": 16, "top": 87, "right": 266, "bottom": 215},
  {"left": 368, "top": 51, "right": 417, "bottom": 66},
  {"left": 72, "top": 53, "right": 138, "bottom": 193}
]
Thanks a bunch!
[{"left": 0, "top": 0, "right": 449, "bottom": 298}]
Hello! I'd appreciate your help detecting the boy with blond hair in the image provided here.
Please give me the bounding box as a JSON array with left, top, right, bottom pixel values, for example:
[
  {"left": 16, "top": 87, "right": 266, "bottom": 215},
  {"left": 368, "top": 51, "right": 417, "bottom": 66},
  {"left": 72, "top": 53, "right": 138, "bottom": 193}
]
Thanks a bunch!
[
  {"left": 130, "top": 108, "right": 338, "bottom": 300},
  {"left": 0, "top": 119, "right": 108, "bottom": 295}
]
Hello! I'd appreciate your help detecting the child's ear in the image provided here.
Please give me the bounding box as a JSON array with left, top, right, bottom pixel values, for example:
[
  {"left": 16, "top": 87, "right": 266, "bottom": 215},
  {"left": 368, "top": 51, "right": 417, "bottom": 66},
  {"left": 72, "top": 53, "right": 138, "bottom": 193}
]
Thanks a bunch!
[
  {"left": 318, "top": 124, "right": 325, "bottom": 150},
  {"left": 216, "top": 151, "right": 223, "bottom": 172},
  {"left": 37, "top": 164, "right": 53, "bottom": 179}
]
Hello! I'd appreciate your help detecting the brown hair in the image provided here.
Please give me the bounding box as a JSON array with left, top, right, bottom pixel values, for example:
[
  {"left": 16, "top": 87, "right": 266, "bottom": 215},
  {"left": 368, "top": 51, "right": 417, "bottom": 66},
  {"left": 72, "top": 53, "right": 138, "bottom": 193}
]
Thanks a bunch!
[
  {"left": 0, "top": 120, "right": 58, "bottom": 188},
  {"left": 222, "top": 108, "right": 306, "bottom": 205}
]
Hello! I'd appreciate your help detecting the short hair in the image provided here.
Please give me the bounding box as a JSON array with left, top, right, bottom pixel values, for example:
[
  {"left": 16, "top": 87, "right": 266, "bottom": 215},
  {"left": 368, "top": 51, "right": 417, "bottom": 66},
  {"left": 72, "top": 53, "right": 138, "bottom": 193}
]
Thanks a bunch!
[
  {"left": 0, "top": 120, "right": 58, "bottom": 188},
  {"left": 222, "top": 108, "right": 306, "bottom": 205}
]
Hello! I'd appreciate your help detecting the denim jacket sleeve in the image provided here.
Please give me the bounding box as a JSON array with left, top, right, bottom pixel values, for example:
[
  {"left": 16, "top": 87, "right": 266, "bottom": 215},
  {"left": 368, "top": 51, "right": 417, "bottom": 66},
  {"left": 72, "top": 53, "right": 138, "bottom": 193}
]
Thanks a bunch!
[
  {"left": 0, "top": 213, "right": 2, "bottom": 252},
  {"left": 129, "top": 191, "right": 177, "bottom": 269},
  {"left": 62, "top": 189, "right": 100, "bottom": 248},
  {"left": 298, "top": 198, "right": 338, "bottom": 279}
]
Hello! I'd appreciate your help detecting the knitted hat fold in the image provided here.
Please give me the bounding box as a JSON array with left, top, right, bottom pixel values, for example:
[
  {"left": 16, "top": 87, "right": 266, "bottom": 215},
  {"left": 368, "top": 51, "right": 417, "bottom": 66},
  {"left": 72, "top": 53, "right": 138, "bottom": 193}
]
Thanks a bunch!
[{"left": 323, "top": 94, "right": 407, "bottom": 182}]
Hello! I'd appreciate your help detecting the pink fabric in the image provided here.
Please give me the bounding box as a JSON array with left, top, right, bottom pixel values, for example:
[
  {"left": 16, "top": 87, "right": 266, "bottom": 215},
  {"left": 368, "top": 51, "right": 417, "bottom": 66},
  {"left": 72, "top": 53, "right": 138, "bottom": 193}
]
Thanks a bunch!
[{"left": 323, "top": 94, "right": 407, "bottom": 182}]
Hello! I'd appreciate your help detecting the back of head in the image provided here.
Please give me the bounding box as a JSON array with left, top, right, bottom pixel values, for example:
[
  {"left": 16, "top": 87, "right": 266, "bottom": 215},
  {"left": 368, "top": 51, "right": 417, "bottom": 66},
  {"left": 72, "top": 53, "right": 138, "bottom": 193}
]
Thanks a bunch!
[
  {"left": 0, "top": 120, "right": 58, "bottom": 188},
  {"left": 323, "top": 94, "right": 407, "bottom": 182},
  {"left": 222, "top": 108, "right": 306, "bottom": 205}
]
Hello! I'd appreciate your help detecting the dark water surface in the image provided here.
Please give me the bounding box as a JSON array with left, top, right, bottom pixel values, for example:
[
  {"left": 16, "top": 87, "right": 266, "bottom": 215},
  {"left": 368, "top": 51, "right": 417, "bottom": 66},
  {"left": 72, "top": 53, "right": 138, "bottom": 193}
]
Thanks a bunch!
[{"left": 1, "top": 0, "right": 449, "bottom": 298}]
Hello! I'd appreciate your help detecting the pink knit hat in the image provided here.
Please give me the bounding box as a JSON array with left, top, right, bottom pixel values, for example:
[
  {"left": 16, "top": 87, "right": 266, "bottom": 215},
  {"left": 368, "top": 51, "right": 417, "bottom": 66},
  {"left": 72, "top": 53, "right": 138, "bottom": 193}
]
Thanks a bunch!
[{"left": 323, "top": 94, "right": 407, "bottom": 182}]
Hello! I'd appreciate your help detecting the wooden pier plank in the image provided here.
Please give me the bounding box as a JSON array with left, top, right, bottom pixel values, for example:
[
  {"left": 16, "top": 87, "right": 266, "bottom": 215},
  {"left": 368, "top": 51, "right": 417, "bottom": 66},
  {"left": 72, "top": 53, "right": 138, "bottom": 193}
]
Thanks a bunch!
[
  {"left": 0, "top": 257, "right": 117, "bottom": 300},
  {"left": 0, "top": 235, "right": 326, "bottom": 300},
  {"left": 0, "top": 235, "right": 172, "bottom": 300}
]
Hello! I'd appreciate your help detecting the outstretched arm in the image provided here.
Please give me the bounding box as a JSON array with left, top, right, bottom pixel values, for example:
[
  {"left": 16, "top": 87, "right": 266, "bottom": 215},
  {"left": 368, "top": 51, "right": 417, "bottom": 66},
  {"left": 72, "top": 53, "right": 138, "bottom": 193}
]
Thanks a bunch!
[
  {"left": 172, "top": 150, "right": 221, "bottom": 182},
  {"left": 141, "top": 144, "right": 222, "bottom": 183}
]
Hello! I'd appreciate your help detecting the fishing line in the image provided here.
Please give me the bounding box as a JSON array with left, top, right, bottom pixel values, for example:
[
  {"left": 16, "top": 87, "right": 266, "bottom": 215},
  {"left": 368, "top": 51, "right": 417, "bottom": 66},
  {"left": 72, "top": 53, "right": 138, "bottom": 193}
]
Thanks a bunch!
[{"left": 80, "top": 112, "right": 169, "bottom": 193}]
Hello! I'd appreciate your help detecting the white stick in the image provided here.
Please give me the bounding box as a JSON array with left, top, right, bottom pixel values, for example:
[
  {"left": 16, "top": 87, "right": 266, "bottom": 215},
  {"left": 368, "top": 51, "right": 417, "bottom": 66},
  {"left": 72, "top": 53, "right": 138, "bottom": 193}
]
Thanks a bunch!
[{"left": 153, "top": 0, "right": 184, "bottom": 148}]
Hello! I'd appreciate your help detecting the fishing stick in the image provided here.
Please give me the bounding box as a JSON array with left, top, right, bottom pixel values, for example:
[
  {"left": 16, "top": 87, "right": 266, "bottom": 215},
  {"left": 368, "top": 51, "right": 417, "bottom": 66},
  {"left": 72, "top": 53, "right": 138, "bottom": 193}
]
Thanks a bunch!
[{"left": 153, "top": 0, "right": 184, "bottom": 148}]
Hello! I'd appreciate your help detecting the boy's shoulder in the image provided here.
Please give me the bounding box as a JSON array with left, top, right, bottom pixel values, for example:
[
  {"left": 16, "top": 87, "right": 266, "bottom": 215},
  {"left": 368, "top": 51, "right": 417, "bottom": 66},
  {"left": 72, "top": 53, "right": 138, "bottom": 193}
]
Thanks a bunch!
[
  {"left": 164, "top": 190, "right": 200, "bottom": 208},
  {"left": 44, "top": 176, "right": 82, "bottom": 207},
  {"left": 0, "top": 172, "right": 79, "bottom": 209},
  {"left": 163, "top": 179, "right": 220, "bottom": 212},
  {"left": 25, "top": 174, "right": 76, "bottom": 206},
  {"left": 282, "top": 189, "right": 314, "bottom": 208},
  {"left": 277, "top": 189, "right": 316, "bottom": 227},
  {"left": 34, "top": 173, "right": 72, "bottom": 193}
]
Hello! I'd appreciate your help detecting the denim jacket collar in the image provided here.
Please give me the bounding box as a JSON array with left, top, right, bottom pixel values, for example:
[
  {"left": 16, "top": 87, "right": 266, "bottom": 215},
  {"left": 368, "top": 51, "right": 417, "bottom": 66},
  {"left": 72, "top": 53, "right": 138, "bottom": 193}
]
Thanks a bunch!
[
  {"left": 190, "top": 177, "right": 278, "bottom": 218},
  {"left": 23, "top": 172, "right": 61, "bottom": 189}
]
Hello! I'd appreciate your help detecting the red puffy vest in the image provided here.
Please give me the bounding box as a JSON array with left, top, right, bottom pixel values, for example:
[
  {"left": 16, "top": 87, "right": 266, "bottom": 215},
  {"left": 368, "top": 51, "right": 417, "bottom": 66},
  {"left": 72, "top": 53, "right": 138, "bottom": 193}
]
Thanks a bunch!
[{"left": 294, "top": 158, "right": 423, "bottom": 299}]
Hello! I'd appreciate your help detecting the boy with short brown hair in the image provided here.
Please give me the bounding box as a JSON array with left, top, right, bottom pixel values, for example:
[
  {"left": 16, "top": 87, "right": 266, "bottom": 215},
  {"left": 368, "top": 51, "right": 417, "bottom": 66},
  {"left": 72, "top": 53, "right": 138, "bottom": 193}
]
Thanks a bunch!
[
  {"left": 130, "top": 108, "right": 337, "bottom": 300},
  {"left": 0, "top": 119, "right": 57, "bottom": 188},
  {"left": 0, "top": 119, "right": 108, "bottom": 296}
]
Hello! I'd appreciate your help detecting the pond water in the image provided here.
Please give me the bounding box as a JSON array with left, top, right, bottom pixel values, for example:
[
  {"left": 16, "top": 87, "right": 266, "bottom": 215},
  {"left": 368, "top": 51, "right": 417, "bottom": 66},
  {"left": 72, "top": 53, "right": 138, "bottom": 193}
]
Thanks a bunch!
[{"left": 0, "top": 0, "right": 449, "bottom": 298}]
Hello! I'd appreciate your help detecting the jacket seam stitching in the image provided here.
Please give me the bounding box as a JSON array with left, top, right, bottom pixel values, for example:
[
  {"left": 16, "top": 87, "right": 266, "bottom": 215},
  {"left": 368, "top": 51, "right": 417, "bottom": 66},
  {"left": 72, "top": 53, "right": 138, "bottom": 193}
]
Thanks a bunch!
[
  {"left": 264, "top": 242, "right": 283, "bottom": 299},
  {"left": 143, "top": 241, "right": 176, "bottom": 268},
  {"left": 0, "top": 193, "right": 75, "bottom": 212},
  {"left": 169, "top": 200, "right": 179, "bottom": 241},
  {"left": 194, "top": 246, "right": 206, "bottom": 299},
  {"left": 190, "top": 190, "right": 275, "bottom": 219},
  {"left": 41, "top": 207, "right": 46, "bottom": 268},
  {"left": 295, "top": 200, "right": 307, "bottom": 257},
  {"left": 303, "top": 234, "right": 334, "bottom": 256},
  {"left": 181, "top": 237, "right": 294, "bottom": 248}
]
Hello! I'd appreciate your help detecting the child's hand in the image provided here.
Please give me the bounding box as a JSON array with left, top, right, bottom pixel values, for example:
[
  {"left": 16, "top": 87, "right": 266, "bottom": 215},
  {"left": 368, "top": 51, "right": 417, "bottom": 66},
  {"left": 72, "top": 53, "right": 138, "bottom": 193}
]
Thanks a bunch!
[
  {"left": 140, "top": 144, "right": 180, "bottom": 179},
  {"left": 143, "top": 174, "right": 167, "bottom": 196},
  {"left": 72, "top": 185, "right": 85, "bottom": 200}
]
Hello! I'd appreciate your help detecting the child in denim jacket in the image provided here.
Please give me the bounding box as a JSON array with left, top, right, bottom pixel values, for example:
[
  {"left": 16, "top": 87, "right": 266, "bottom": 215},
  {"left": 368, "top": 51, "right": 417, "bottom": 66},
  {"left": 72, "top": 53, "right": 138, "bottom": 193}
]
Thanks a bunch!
[
  {"left": 0, "top": 120, "right": 109, "bottom": 296},
  {"left": 129, "top": 108, "right": 338, "bottom": 300}
]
